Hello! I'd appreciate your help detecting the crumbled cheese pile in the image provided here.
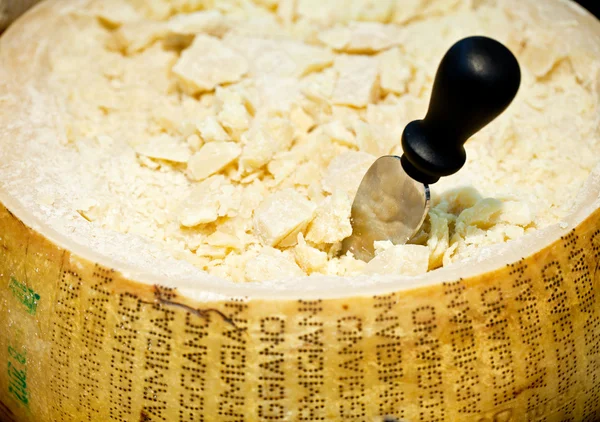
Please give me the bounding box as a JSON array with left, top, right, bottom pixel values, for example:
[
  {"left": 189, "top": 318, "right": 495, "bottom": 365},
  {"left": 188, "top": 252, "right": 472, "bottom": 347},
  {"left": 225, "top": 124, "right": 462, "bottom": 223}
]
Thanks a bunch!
[{"left": 36, "top": 0, "right": 599, "bottom": 282}]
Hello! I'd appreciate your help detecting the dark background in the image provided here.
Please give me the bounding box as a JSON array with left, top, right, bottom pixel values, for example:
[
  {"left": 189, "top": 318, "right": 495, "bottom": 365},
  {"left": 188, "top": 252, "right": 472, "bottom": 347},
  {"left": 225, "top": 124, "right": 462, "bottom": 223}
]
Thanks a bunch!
[{"left": 574, "top": 0, "right": 600, "bottom": 18}]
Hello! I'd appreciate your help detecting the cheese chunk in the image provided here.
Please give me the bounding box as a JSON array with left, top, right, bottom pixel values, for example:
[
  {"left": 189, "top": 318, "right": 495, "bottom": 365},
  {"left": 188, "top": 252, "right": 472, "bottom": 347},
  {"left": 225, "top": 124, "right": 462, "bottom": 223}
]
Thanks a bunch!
[
  {"left": 319, "top": 22, "right": 401, "bottom": 53},
  {"left": 294, "top": 233, "right": 328, "bottom": 274},
  {"left": 187, "top": 142, "right": 241, "bottom": 181},
  {"left": 322, "top": 120, "right": 357, "bottom": 148},
  {"left": 364, "top": 244, "right": 430, "bottom": 275},
  {"left": 254, "top": 189, "right": 317, "bottom": 247},
  {"left": 379, "top": 47, "right": 412, "bottom": 95},
  {"left": 114, "top": 21, "right": 167, "bottom": 54},
  {"left": 427, "top": 209, "right": 452, "bottom": 269},
  {"left": 197, "top": 116, "right": 230, "bottom": 143},
  {"left": 240, "top": 116, "right": 295, "bottom": 171},
  {"left": 321, "top": 151, "right": 377, "bottom": 197},
  {"left": 134, "top": 134, "right": 191, "bottom": 163},
  {"left": 332, "top": 55, "right": 380, "bottom": 107},
  {"left": 306, "top": 190, "right": 353, "bottom": 244},
  {"left": 179, "top": 175, "right": 239, "bottom": 227},
  {"left": 245, "top": 247, "right": 305, "bottom": 281},
  {"left": 166, "top": 10, "right": 229, "bottom": 36},
  {"left": 224, "top": 34, "right": 334, "bottom": 78},
  {"left": 173, "top": 35, "right": 248, "bottom": 94},
  {"left": 91, "top": 0, "right": 140, "bottom": 27}
]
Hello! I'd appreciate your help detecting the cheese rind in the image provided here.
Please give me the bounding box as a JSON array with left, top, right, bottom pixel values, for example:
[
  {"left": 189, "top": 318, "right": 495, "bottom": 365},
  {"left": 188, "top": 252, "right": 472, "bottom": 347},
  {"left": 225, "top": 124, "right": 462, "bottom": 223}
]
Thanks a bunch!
[{"left": 1, "top": 0, "right": 598, "bottom": 285}]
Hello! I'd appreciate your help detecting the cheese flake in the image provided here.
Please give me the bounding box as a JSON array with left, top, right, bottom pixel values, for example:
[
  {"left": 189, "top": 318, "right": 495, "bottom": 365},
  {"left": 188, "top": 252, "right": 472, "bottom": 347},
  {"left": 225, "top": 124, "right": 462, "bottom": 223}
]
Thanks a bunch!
[
  {"left": 245, "top": 247, "right": 305, "bottom": 281},
  {"left": 187, "top": 142, "right": 242, "bottom": 181},
  {"left": 254, "top": 188, "right": 317, "bottom": 247},
  {"left": 322, "top": 120, "right": 357, "bottom": 148},
  {"left": 179, "top": 175, "right": 237, "bottom": 227},
  {"left": 332, "top": 55, "right": 380, "bottom": 107},
  {"left": 173, "top": 35, "right": 248, "bottom": 94},
  {"left": 306, "top": 190, "right": 353, "bottom": 244},
  {"left": 240, "top": 117, "right": 294, "bottom": 171},
  {"left": 135, "top": 134, "right": 191, "bottom": 163},
  {"left": 321, "top": 151, "right": 377, "bottom": 197},
  {"left": 294, "top": 233, "right": 328, "bottom": 274},
  {"left": 224, "top": 35, "right": 334, "bottom": 78},
  {"left": 197, "top": 116, "right": 230, "bottom": 143},
  {"left": 379, "top": 47, "right": 412, "bottom": 94},
  {"left": 364, "top": 244, "right": 430, "bottom": 275},
  {"left": 319, "top": 22, "right": 401, "bottom": 53},
  {"left": 167, "top": 10, "right": 229, "bottom": 36}
]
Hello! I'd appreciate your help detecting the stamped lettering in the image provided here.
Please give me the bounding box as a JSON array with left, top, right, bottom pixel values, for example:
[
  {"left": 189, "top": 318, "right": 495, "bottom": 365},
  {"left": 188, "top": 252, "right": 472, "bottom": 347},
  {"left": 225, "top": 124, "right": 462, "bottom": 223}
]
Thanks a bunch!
[
  {"left": 258, "top": 316, "right": 286, "bottom": 421},
  {"left": 510, "top": 260, "right": 546, "bottom": 412},
  {"left": 7, "top": 345, "right": 28, "bottom": 408},
  {"left": 218, "top": 300, "right": 248, "bottom": 421},
  {"left": 79, "top": 267, "right": 112, "bottom": 420},
  {"left": 110, "top": 292, "right": 142, "bottom": 421},
  {"left": 542, "top": 260, "right": 577, "bottom": 418},
  {"left": 337, "top": 316, "right": 365, "bottom": 420},
  {"left": 443, "top": 280, "right": 481, "bottom": 414},
  {"left": 413, "top": 305, "right": 444, "bottom": 422},
  {"left": 582, "top": 229, "right": 600, "bottom": 419},
  {"left": 481, "top": 286, "right": 515, "bottom": 407},
  {"left": 297, "top": 300, "right": 325, "bottom": 421},
  {"left": 142, "top": 291, "right": 175, "bottom": 421},
  {"left": 373, "top": 294, "right": 404, "bottom": 419},
  {"left": 50, "top": 269, "right": 82, "bottom": 419},
  {"left": 8, "top": 276, "right": 39, "bottom": 315},
  {"left": 179, "top": 311, "right": 209, "bottom": 421}
]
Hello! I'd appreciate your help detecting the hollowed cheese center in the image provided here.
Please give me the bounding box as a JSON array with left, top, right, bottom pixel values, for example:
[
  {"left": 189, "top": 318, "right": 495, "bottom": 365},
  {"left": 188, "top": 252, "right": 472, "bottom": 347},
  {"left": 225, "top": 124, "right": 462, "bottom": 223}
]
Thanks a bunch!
[{"left": 16, "top": 0, "right": 600, "bottom": 282}]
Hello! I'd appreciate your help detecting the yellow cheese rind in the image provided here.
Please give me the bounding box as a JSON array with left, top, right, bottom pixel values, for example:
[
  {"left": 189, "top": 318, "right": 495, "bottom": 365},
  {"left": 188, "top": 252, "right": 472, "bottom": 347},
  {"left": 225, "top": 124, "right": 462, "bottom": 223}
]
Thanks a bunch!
[{"left": 1, "top": 203, "right": 600, "bottom": 421}]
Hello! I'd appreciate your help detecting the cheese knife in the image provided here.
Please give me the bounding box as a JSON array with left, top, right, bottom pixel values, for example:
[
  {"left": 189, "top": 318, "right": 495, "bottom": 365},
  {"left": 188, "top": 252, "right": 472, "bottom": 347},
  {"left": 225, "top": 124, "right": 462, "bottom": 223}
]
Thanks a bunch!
[{"left": 342, "top": 36, "right": 521, "bottom": 262}]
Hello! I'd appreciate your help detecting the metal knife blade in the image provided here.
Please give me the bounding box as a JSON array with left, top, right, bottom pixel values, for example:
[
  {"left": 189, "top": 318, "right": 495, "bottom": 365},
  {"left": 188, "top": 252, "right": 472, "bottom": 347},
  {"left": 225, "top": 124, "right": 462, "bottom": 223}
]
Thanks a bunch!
[{"left": 340, "top": 156, "right": 430, "bottom": 262}]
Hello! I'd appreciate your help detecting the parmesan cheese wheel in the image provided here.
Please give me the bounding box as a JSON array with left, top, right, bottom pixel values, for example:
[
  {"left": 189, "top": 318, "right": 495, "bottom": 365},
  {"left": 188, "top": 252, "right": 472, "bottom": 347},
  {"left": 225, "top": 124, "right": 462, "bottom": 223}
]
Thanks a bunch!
[{"left": 1, "top": 1, "right": 600, "bottom": 421}]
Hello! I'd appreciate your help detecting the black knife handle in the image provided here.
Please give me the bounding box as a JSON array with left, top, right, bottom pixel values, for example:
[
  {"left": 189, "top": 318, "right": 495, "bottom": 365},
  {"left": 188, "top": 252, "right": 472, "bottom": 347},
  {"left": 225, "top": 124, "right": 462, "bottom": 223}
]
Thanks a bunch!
[{"left": 401, "top": 36, "right": 521, "bottom": 184}]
